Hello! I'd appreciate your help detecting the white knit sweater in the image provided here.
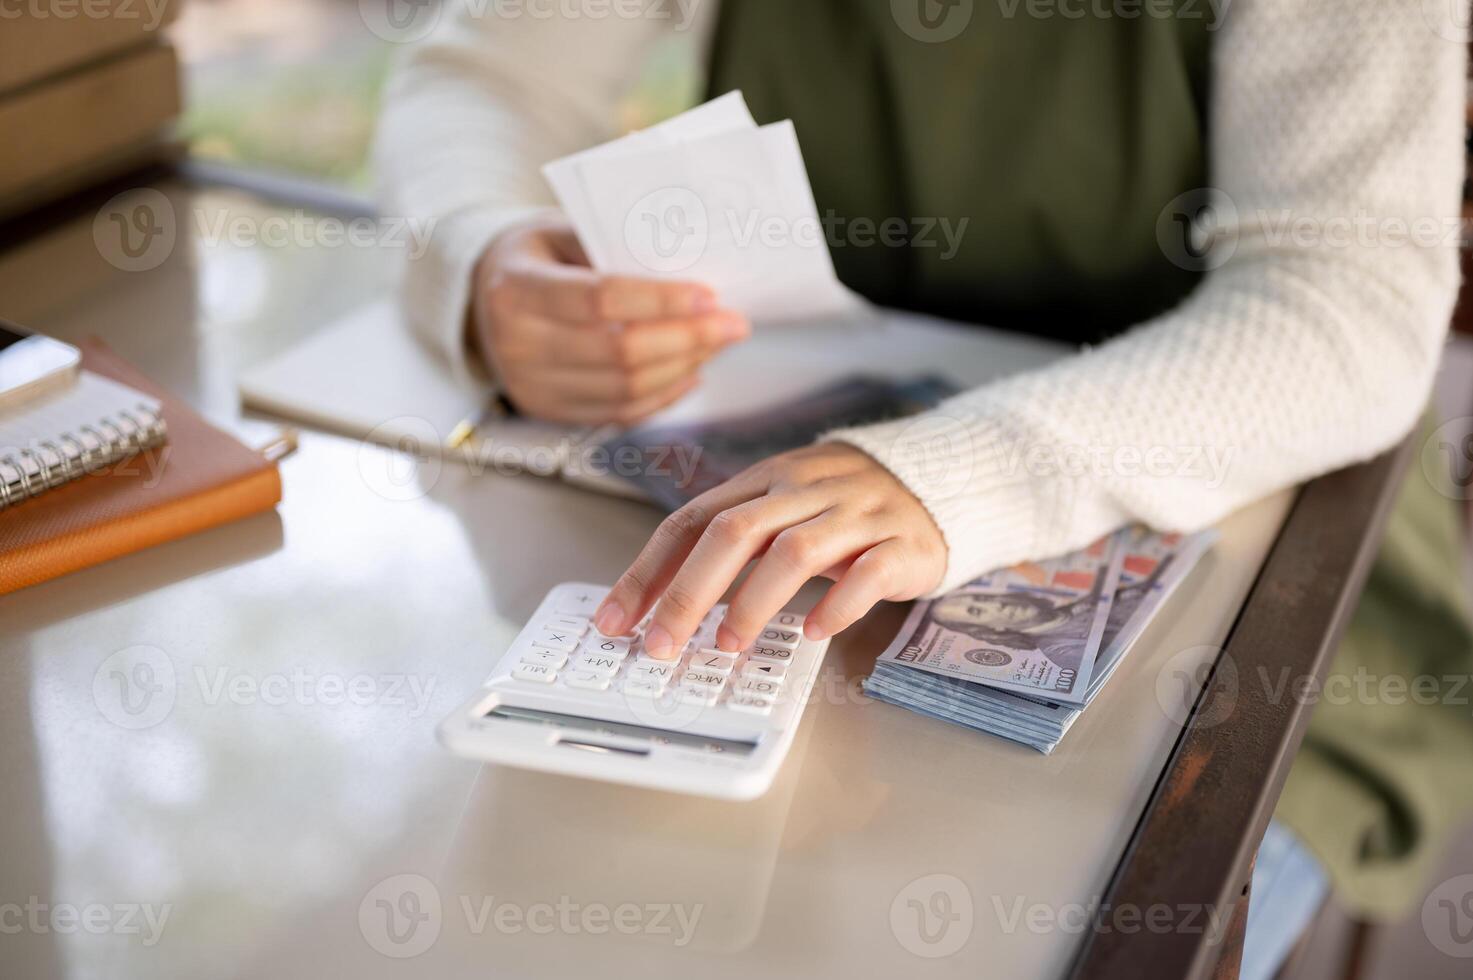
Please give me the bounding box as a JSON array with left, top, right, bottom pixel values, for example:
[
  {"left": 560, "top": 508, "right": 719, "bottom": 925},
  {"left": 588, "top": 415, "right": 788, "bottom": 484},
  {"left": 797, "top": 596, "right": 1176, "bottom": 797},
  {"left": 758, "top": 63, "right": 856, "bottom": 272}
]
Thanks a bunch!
[{"left": 375, "top": 0, "right": 1465, "bottom": 594}]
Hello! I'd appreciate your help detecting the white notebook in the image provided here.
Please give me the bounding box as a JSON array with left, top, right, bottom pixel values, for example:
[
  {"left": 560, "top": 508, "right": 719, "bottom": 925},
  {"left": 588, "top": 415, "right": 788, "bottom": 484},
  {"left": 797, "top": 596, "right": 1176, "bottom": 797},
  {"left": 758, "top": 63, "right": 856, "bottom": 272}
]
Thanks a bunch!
[
  {"left": 237, "top": 300, "right": 1069, "bottom": 501},
  {"left": 0, "top": 370, "right": 166, "bottom": 509}
]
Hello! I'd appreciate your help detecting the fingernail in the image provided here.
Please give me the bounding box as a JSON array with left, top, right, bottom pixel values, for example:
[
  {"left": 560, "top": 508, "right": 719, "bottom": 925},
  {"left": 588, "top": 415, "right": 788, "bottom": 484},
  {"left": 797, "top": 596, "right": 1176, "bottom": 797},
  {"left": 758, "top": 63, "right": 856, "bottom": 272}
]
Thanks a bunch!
[
  {"left": 804, "top": 621, "right": 828, "bottom": 642},
  {"left": 692, "top": 289, "right": 719, "bottom": 313},
  {"left": 594, "top": 601, "right": 625, "bottom": 636},
  {"left": 716, "top": 625, "right": 744, "bottom": 652},
  {"left": 644, "top": 624, "right": 677, "bottom": 660},
  {"left": 720, "top": 314, "right": 749, "bottom": 341}
]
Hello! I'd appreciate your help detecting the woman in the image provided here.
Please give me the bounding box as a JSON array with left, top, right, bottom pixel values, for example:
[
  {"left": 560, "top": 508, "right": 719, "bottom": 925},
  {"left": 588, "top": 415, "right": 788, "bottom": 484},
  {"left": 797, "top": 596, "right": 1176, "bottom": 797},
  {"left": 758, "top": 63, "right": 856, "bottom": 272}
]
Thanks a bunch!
[{"left": 377, "top": 0, "right": 1472, "bottom": 958}]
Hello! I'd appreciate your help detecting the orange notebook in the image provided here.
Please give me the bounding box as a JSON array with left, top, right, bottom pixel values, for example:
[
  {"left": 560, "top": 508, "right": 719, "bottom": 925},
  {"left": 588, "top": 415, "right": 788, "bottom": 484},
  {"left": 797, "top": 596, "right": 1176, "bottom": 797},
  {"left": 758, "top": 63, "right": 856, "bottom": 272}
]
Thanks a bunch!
[{"left": 0, "top": 339, "right": 282, "bottom": 594}]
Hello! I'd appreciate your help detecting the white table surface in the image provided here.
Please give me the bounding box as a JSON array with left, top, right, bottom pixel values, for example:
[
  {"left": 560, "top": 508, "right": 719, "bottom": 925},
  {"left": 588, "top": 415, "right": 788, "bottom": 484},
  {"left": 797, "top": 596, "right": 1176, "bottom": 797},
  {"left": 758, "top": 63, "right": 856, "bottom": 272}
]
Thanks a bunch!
[{"left": 0, "top": 183, "right": 1293, "bottom": 980}]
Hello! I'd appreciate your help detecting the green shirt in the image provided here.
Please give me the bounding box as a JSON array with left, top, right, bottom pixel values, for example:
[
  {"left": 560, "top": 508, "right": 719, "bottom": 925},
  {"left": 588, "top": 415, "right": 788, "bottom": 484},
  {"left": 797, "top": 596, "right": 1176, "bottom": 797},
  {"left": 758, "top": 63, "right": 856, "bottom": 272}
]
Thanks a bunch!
[{"left": 707, "top": 0, "right": 1212, "bottom": 343}]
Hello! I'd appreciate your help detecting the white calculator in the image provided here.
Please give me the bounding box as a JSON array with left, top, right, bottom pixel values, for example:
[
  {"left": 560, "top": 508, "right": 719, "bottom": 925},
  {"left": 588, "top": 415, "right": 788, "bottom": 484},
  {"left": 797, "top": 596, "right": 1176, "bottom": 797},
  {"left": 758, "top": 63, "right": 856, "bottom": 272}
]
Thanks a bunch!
[{"left": 438, "top": 583, "right": 831, "bottom": 800}]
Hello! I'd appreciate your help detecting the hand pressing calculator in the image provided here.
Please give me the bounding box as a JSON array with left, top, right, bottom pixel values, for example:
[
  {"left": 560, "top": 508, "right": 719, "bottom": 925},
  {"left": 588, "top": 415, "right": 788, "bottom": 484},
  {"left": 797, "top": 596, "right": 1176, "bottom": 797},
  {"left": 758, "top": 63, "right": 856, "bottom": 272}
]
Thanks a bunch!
[{"left": 439, "top": 583, "right": 831, "bottom": 800}]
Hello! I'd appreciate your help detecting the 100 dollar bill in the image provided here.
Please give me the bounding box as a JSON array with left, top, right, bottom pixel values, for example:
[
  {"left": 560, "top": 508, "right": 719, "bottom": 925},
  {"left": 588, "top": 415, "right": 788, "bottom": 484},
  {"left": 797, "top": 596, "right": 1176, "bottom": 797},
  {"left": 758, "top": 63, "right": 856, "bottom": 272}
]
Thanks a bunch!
[{"left": 876, "top": 532, "right": 1125, "bottom": 704}]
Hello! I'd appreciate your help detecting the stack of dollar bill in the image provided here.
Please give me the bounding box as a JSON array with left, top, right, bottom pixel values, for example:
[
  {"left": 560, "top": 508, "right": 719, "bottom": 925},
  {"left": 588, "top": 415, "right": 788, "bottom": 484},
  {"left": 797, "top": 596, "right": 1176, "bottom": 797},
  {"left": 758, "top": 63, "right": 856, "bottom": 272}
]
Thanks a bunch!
[{"left": 863, "top": 526, "right": 1217, "bottom": 753}]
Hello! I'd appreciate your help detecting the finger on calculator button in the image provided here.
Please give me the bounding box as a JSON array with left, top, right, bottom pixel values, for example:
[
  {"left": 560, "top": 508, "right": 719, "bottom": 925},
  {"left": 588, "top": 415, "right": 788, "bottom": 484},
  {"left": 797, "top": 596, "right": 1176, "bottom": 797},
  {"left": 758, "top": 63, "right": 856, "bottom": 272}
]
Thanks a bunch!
[
  {"left": 757, "top": 626, "right": 801, "bottom": 650},
  {"left": 584, "top": 636, "right": 631, "bottom": 659},
  {"left": 513, "top": 663, "right": 558, "bottom": 684},
  {"left": 693, "top": 650, "right": 737, "bottom": 675}
]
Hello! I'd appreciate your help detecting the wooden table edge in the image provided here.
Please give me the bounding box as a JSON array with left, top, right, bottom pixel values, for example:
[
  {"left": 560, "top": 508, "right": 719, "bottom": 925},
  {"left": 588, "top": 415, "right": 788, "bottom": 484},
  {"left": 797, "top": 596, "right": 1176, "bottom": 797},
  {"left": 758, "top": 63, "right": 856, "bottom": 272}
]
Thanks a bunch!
[{"left": 1068, "top": 432, "right": 1418, "bottom": 980}]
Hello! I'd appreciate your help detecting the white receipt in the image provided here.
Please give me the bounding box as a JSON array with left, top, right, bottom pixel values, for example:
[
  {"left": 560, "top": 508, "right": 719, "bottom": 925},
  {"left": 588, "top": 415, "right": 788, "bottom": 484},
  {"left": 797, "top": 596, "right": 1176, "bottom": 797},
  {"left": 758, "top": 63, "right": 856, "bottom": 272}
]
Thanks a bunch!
[{"left": 542, "top": 91, "right": 859, "bottom": 324}]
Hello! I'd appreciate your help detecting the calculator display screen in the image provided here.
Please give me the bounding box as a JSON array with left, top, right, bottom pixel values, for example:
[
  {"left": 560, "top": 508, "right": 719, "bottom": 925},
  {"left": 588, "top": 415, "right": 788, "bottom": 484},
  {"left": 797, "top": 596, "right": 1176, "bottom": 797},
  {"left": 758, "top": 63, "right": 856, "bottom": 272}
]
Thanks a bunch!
[{"left": 486, "top": 705, "right": 759, "bottom": 757}]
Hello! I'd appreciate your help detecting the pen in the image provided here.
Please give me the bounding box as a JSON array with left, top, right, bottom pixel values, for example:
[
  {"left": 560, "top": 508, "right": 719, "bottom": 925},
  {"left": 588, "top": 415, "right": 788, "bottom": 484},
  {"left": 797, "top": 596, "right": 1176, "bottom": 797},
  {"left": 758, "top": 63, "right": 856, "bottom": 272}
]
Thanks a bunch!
[
  {"left": 447, "top": 392, "right": 512, "bottom": 450},
  {"left": 256, "top": 428, "right": 300, "bottom": 463}
]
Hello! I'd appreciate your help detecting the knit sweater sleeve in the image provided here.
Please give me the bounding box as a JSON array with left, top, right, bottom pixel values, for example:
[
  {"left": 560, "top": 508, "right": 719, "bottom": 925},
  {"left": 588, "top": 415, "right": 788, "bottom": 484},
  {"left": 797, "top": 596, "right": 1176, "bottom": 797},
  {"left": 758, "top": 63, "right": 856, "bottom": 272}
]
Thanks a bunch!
[
  {"left": 827, "top": 0, "right": 1465, "bottom": 593},
  {"left": 371, "top": 2, "right": 709, "bottom": 392}
]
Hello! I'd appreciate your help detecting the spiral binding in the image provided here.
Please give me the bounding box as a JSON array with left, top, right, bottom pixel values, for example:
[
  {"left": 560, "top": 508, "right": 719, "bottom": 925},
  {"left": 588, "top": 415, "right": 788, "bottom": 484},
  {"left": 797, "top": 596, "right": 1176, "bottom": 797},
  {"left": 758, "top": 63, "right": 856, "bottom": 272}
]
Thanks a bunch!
[{"left": 0, "top": 404, "right": 168, "bottom": 510}]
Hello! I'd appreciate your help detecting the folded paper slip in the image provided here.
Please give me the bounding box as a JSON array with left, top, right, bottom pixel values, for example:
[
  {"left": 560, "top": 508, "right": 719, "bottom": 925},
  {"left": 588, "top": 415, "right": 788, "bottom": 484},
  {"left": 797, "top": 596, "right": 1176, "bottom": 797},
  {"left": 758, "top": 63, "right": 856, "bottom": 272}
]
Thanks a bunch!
[{"left": 0, "top": 339, "right": 281, "bottom": 594}]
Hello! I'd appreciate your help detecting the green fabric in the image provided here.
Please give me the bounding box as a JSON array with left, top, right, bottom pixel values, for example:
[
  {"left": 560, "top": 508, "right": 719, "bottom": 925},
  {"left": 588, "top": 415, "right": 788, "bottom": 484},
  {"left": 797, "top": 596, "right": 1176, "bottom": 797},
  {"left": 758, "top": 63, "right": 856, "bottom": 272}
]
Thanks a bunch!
[
  {"left": 706, "top": 0, "right": 1212, "bottom": 343},
  {"left": 707, "top": 1, "right": 1473, "bottom": 919},
  {"left": 1274, "top": 430, "right": 1473, "bottom": 920}
]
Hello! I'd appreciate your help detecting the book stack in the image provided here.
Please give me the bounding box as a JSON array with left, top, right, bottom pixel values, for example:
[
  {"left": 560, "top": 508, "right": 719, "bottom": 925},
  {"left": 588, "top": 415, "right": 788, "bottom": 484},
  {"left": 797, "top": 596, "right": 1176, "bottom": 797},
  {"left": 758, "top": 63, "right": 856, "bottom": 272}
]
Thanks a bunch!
[
  {"left": 0, "top": 0, "right": 183, "bottom": 220},
  {"left": 0, "top": 331, "right": 284, "bottom": 595}
]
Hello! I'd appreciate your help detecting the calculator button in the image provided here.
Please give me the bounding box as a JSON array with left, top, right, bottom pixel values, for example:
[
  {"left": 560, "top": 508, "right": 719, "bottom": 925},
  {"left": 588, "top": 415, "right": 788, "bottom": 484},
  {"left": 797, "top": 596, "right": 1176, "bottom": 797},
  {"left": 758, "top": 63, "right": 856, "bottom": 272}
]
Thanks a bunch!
[
  {"left": 682, "top": 669, "right": 728, "bottom": 691},
  {"left": 565, "top": 671, "right": 611, "bottom": 692},
  {"left": 637, "top": 641, "right": 691, "bottom": 662},
  {"left": 629, "top": 663, "right": 676, "bottom": 686},
  {"left": 742, "top": 660, "right": 787, "bottom": 681},
  {"left": 734, "top": 678, "right": 781, "bottom": 700},
  {"left": 521, "top": 649, "right": 568, "bottom": 669},
  {"left": 728, "top": 695, "right": 774, "bottom": 716},
  {"left": 757, "top": 626, "right": 801, "bottom": 650},
  {"left": 555, "top": 590, "right": 604, "bottom": 618},
  {"left": 748, "top": 644, "right": 793, "bottom": 664},
  {"left": 583, "top": 636, "right": 631, "bottom": 659},
  {"left": 677, "top": 686, "right": 720, "bottom": 707},
  {"left": 624, "top": 679, "right": 666, "bottom": 698},
  {"left": 769, "top": 611, "right": 803, "bottom": 631},
  {"left": 531, "top": 627, "right": 581, "bottom": 653},
  {"left": 573, "top": 654, "right": 622, "bottom": 677},
  {"left": 692, "top": 649, "right": 737, "bottom": 675},
  {"left": 546, "top": 616, "right": 590, "bottom": 636},
  {"left": 513, "top": 663, "right": 558, "bottom": 684}
]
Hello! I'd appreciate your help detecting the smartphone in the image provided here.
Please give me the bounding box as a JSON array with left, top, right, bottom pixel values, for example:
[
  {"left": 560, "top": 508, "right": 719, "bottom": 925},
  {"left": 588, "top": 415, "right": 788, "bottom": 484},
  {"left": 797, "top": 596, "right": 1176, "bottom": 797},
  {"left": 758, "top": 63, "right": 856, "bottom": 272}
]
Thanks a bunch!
[{"left": 0, "top": 319, "right": 81, "bottom": 411}]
